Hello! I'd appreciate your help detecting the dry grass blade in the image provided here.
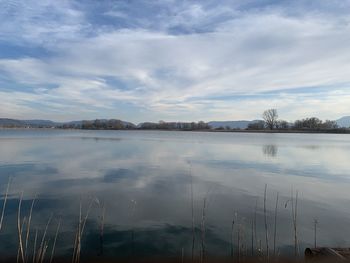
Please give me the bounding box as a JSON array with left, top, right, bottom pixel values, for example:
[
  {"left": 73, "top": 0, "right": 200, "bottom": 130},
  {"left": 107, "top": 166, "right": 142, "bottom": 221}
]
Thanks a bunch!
[
  {"left": 33, "top": 229, "right": 38, "bottom": 263},
  {"left": 290, "top": 189, "right": 299, "bottom": 257},
  {"left": 81, "top": 199, "right": 93, "bottom": 235},
  {"left": 37, "top": 214, "right": 53, "bottom": 263},
  {"left": 50, "top": 218, "right": 61, "bottom": 263},
  {"left": 17, "top": 217, "right": 27, "bottom": 263},
  {"left": 294, "top": 191, "right": 299, "bottom": 256},
  {"left": 74, "top": 197, "right": 82, "bottom": 263},
  {"left": 0, "top": 176, "right": 11, "bottom": 232},
  {"left": 74, "top": 197, "right": 94, "bottom": 263},
  {"left": 17, "top": 192, "right": 25, "bottom": 263},
  {"left": 254, "top": 198, "right": 258, "bottom": 254},
  {"left": 99, "top": 204, "right": 106, "bottom": 256},
  {"left": 273, "top": 192, "right": 279, "bottom": 258},
  {"left": 72, "top": 229, "right": 79, "bottom": 263},
  {"left": 263, "top": 184, "right": 269, "bottom": 261},
  {"left": 39, "top": 240, "right": 49, "bottom": 263},
  {"left": 25, "top": 195, "right": 37, "bottom": 261},
  {"left": 190, "top": 164, "right": 195, "bottom": 262}
]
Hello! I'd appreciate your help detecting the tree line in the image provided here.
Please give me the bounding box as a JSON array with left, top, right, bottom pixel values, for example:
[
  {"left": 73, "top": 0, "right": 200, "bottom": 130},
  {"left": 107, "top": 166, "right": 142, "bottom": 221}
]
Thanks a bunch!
[
  {"left": 247, "top": 109, "right": 339, "bottom": 131},
  {"left": 60, "top": 119, "right": 211, "bottom": 130},
  {"left": 0, "top": 112, "right": 344, "bottom": 132}
]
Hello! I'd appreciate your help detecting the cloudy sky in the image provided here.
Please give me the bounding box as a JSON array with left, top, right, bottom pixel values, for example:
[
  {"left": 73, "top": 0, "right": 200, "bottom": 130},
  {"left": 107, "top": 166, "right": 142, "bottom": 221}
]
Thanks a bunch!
[{"left": 1, "top": 0, "right": 350, "bottom": 123}]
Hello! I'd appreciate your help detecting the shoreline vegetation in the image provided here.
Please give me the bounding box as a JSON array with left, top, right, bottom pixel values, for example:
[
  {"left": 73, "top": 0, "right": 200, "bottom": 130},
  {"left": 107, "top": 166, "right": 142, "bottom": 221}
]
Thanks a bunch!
[
  {"left": 2, "top": 128, "right": 350, "bottom": 134},
  {"left": 0, "top": 177, "right": 341, "bottom": 263},
  {"left": 1, "top": 110, "right": 349, "bottom": 134},
  {"left": 1, "top": 127, "right": 350, "bottom": 134},
  {"left": 1, "top": 124, "right": 349, "bottom": 134}
]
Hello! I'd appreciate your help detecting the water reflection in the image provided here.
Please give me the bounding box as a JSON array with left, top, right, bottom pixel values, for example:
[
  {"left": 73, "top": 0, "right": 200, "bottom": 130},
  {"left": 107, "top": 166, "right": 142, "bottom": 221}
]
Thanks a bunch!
[
  {"left": 1, "top": 130, "right": 350, "bottom": 261},
  {"left": 262, "top": 144, "right": 278, "bottom": 157}
]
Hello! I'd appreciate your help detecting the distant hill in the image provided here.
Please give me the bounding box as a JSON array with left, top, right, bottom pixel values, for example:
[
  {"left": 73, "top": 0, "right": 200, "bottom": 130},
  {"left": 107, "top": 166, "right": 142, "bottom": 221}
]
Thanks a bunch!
[
  {"left": 336, "top": 116, "right": 350, "bottom": 128},
  {"left": 0, "top": 118, "right": 24, "bottom": 126},
  {"left": 0, "top": 118, "right": 58, "bottom": 127},
  {"left": 208, "top": 120, "right": 261, "bottom": 129},
  {"left": 0, "top": 118, "right": 135, "bottom": 128},
  {"left": 3, "top": 117, "right": 349, "bottom": 130},
  {"left": 23, "top": 120, "right": 58, "bottom": 126}
]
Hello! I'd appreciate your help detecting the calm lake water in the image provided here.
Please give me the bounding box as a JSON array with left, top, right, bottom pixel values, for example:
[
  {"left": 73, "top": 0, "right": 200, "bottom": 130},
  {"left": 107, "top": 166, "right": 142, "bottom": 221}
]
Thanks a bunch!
[{"left": 1, "top": 129, "right": 350, "bottom": 261}]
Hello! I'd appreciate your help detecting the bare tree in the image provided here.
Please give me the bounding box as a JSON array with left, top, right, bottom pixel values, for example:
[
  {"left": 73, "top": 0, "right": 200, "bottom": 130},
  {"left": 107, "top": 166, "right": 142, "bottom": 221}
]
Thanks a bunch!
[{"left": 262, "top": 109, "right": 278, "bottom": 130}]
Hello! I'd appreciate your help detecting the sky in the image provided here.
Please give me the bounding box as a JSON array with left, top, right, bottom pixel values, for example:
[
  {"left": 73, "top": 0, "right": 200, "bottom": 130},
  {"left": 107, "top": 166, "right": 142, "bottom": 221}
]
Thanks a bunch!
[{"left": 1, "top": 0, "right": 350, "bottom": 123}]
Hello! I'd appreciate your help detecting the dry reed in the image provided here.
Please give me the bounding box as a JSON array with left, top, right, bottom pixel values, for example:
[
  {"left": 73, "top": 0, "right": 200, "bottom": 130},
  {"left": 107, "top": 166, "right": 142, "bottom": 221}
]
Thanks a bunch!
[
  {"left": 99, "top": 202, "right": 106, "bottom": 256},
  {"left": 273, "top": 192, "right": 279, "bottom": 258},
  {"left": 25, "top": 195, "right": 37, "bottom": 261},
  {"left": 0, "top": 176, "right": 11, "bottom": 232},
  {"left": 36, "top": 214, "right": 53, "bottom": 263},
  {"left": 17, "top": 192, "right": 25, "bottom": 263},
  {"left": 50, "top": 218, "right": 61, "bottom": 263},
  {"left": 253, "top": 198, "right": 258, "bottom": 254},
  {"left": 72, "top": 197, "right": 94, "bottom": 263},
  {"left": 190, "top": 165, "right": 195, "bottom": 263},
  {"left": 17, "top": 216, "right": 27, "bottom": 263},
  {"left": 291, "top": 189, "right": 299, "bottom": 257},
  {"left": 263, "top": 184, "right": 269, "bottom": 261},
  {"left": 33, "top": 229, "right": 38, "bottom": 263}
]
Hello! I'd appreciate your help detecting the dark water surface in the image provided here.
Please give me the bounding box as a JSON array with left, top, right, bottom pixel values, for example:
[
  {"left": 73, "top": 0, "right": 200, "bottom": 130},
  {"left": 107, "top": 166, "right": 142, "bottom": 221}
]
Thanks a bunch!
[{"left": 1, "top": 129, "right": 350, "bottom": 261}]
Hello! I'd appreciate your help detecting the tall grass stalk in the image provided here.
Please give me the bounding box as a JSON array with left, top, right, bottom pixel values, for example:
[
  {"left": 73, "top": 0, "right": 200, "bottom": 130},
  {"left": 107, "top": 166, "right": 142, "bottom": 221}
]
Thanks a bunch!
[
  {"left": 291, "top": 189, "right": 299, "bottom": 257},
  {"left": 99, "top": 203, "right": 105, "bottom": 256},
  {"left": 0, "top": 176, "right": 11, "bottom": 232},
  {"left": 254, "top": 198, "right": 258, "bottom": 254},
  {"left": 273, "top": 192, "right": 279, "bottom": 258},
  {"left": 17, "top": 192, "right": 25, "bottom": 263},
  {"left": 39, "top": 240, "right": 49, "bottom": 263},
  {"left": 72, "top": 229, "right": 79, "bottom": 263},
  {"left": 72, "top": 198, "right": 83, "bottom": 263},
  {"left": 33, "top": 229, "right": 38, "bottom": 263},
  {"left": 17, "top": 217, "right": 27, "bottom": 263},
  {"left": 37, "top": 214, "right": 53, "bottom": 263},
  {"left": 263, "top": 184, "right": 269, "bottom": 261},
  {"left": 25, "top": 195, "right": 37, "bottom": 261},
  {"left": 73, "top": 197, "right": 94, "bottom": 263},
  {"left": 190, "top": 165, "right": 195, "bottom": 262},
  {"left": 49, "top": 218, "right": 61, "bottom": 263}
]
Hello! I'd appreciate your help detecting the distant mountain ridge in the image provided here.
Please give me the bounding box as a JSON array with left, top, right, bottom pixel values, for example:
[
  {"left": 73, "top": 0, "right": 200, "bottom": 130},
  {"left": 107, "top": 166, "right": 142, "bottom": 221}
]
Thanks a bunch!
[
  {"left": 336, "top": 116, "right": 350, "bottom": 128},
  {"left": 1, "top": 116, "right": 350, "bottom": 128},
  {"left": 0, "top": 118, "right": 135, "bottom": 128}
]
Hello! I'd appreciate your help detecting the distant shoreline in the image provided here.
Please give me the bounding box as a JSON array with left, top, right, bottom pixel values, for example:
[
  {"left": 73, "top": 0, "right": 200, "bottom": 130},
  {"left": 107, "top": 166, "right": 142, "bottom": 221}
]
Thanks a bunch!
[{"left": 1, "top": 127, "right": 350, "bottom": 134}]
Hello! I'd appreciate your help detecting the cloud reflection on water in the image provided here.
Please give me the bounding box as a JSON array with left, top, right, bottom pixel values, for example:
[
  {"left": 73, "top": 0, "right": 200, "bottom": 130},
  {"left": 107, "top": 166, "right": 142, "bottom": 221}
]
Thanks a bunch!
[{"left": 1, "top": 130, "right": 350, "bottom": 260}]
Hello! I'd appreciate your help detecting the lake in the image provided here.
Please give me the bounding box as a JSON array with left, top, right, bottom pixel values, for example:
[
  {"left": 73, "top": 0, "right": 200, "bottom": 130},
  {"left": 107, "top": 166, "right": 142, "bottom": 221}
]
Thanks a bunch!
[{"left": 1, "top": 129, "right": 350, "bottom": 261}]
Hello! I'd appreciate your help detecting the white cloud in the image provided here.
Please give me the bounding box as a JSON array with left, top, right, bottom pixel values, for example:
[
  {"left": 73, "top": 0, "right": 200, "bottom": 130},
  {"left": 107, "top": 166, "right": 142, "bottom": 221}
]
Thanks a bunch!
[
  {"left": 1, "top": 1, "right": 350, "bottom": 122},
  {"left": 0, "top": 0, "right": 88, "bottom": 45}
]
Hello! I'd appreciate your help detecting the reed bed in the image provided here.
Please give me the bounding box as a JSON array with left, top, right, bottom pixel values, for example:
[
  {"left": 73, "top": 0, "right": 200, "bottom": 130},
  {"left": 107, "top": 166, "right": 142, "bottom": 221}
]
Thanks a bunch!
[{"left": 0, "top": 180, "right": 327, "bottom": 263}]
